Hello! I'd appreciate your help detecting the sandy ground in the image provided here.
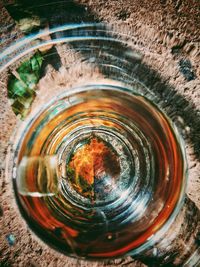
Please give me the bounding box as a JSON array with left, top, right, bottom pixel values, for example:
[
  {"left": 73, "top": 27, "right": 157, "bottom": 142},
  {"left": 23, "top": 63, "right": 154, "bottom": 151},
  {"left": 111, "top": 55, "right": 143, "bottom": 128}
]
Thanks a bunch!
[{"left": 0, "top": 0, "right": 200, "bottom": 266}]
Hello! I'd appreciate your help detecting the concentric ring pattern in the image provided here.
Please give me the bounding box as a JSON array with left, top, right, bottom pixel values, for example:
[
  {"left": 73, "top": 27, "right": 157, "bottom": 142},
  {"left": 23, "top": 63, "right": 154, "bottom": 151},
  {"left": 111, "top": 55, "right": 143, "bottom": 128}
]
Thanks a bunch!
[{"left": 13, "top": 84, "right": 185, "bottom": 258}]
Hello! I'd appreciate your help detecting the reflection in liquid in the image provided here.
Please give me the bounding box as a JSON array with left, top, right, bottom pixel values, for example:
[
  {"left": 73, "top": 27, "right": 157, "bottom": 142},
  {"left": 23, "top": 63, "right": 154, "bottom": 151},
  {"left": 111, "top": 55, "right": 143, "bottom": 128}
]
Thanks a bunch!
[{"left": 13, "top": 86, "right": 185, "bottom": 258}]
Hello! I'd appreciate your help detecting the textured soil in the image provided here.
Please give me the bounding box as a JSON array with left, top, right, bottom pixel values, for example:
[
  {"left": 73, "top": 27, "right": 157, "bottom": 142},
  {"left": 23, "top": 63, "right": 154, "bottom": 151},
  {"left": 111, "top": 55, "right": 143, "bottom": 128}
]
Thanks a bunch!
[{"left": 0, "top": 0, "right": 199, "bottom": 266}]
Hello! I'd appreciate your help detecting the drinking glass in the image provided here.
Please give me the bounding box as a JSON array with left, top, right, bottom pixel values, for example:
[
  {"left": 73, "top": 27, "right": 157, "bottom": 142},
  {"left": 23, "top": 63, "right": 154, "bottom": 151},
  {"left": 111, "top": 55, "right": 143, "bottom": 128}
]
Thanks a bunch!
[{"left": 1, "top": 13, "right": 199, "bottom": 266}]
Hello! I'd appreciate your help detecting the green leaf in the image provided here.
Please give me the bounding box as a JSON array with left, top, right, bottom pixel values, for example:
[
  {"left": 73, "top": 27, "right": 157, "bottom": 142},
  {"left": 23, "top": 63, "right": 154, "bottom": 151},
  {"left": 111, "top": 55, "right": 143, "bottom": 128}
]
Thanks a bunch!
[
  {"left": 11, "top": 98, "right": 31, "bottom": 118},
  {"left": 8, "top": 77, "right": 28, "bottom": 98},
  {"left": 7, "top": 51, "right": 43, "bottom": 119},
  {"left": 17, "top": 16, "right": 41, "bottom": 33},
  {"left": 31, "top": 52, "right": 43, "bottom": 71},
  {"left": 19, "top": 73, "right": 38, "bottom": 89}
]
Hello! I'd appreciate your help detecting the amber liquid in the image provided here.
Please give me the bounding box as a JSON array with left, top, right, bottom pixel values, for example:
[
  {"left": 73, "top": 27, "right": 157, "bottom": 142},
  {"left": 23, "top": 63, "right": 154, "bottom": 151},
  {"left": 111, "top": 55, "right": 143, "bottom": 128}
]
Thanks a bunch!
[{"left": 14, "top": 86, "right": 184, "bottom": 258}]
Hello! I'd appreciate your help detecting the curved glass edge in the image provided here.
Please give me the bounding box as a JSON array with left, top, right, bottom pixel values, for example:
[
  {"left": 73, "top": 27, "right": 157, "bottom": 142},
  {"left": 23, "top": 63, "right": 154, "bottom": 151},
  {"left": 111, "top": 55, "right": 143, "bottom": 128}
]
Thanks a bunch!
[
  {"left": 8, "top": 83, "right": 188, "bottom": 258},
  {"left": 183, "top": 247, "right": 200, "bottom": 267},
  {"left": 0, "top": 23, "right": 119, "bottom": 72}
]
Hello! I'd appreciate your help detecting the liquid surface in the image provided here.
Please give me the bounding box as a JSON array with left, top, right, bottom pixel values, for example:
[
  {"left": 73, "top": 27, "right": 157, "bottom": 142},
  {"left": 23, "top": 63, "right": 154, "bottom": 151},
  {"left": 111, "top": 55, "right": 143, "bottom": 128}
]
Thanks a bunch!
[{"left": 13, "top": 85, "right": 185, "bottom": 258}]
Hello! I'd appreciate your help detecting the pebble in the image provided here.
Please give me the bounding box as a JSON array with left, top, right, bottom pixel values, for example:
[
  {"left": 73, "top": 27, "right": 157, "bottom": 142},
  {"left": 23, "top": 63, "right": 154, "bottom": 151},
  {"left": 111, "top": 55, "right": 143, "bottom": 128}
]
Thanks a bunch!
[
  {"left": 6, "top": 234, "right": 15, "bottom": 246},
  {"left": 178, "top": 58, "right": 196, "bottom": 81}
]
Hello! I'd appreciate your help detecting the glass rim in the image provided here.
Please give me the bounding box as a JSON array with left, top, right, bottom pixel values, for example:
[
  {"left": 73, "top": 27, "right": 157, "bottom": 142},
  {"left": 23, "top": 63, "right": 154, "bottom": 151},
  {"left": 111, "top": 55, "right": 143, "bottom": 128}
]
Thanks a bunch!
[{"left": 9, "top": 83, "right": 188, "bottom": 258}]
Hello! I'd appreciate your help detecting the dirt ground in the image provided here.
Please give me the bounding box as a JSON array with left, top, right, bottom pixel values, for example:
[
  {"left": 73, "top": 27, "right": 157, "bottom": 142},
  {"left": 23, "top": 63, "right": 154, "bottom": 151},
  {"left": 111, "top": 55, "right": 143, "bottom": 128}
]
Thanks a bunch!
[{"left": 0, "top": 0, "right": 199, "bottom": 266}]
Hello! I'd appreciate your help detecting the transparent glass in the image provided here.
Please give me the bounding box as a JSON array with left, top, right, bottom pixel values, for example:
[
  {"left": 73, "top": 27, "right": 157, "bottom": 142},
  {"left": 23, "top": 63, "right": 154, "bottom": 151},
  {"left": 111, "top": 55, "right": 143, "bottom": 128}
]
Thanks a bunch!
[
  {"left": 10, "top": 83, "right": 186, "bottom": 259},
  {"left": 1, "top": 22, "right": 199, "bottom": 265}
]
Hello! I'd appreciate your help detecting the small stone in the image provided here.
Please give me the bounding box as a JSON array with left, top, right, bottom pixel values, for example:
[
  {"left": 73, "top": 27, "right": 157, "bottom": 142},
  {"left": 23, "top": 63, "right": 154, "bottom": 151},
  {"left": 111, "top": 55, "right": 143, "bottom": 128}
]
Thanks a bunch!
[
  {"left": 116, "top": 10, "right": 131, "bottom": 21},
  {"left": 178, "top": 59, "right": 196, "bottom": 81},
  {"left": 184, "top": 126, "right": 190, "bottom": 134},
  {"left": 6, "top": 234, "right": 15, "bottom": 246},
  {"left": 35, "top": 248, "right": 43, "bottom": 255}
]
